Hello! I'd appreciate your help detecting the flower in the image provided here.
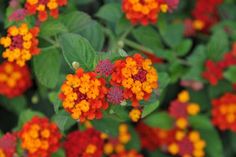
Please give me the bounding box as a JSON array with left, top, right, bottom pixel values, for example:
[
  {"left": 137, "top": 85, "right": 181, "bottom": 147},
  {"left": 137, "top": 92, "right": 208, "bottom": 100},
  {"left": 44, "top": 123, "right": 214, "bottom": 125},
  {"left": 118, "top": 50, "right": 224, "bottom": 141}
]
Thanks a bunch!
[
  {"left": 59, "top": 68, "right": 108, "bottom": 122},
  {"left": 111, "top": 53, "right": 158, "bottom": 107},
  {"left": 24, "top": 0, "right": 68, "bottom": 22},
  {"left": 0, "top": 23, "right": 40, "bottom": 66},
  {"left": 168, "top": 130, "right": 206, "bottom": 157},
  {"left": 0, "top": 61, "right": 32, "bottom": 98},
  {"left": 64, "top": 128, "right": 104, "bottom": 157},
  {"left": 0, "top": 133, "right": 17, "bottom": 157},
  {"left": 95, "top": 59, "right": 114, "bottom": 77},
  {"left": 211, "top": 93, "right": 236, "bottom": 132},
  {"left": 129, "top": 108, "right": 142, "bottom": 122},
  {"left": 122, "top": 0, "right": 161, "bottom": 25},
  {"left": 9, "top": 9, "right": 27, "bottom": 21},
  {"left": 19, "top": 116, "right": 62, "bottom": 157},
  {"left": 107, "top": 86, "right": 124, "bottom": 104},
  {"left": 140, "top": 51, "right": 164, "bottom": 64},
  {"left": 161, "top": 0, "right": 179, "bottom": 12},
  {"left": 111, "top": 150, "right": 143, "bottom": 157},
  {"left": 136, "top": 122, "right": 176, "bottom": 151}
]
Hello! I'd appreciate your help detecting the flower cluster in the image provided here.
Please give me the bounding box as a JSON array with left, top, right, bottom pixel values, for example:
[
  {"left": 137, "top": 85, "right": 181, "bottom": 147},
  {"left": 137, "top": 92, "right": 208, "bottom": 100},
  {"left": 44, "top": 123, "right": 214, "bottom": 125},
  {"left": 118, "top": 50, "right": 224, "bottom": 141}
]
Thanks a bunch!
[
  {"left": 136, "top": 122, "right": 176, "bottom": 151},
  {"left": 64, "top": 128, "right": 104, "bottom": 157},
  {"left": 111, "top": 54, "right": 158, "bottom": 107},
  {"left": 203, "top": 43, "right": 236, "bottom": 85},
  {"left": 169, "top": 90, "right": 200, "bottom": 129},
  {"left": 0, "top": 23, "right": 40, "bottom": 66},
  {"left": 0, "top": 61, "right": 32, "bottom": 98},
  {"left": 0, "top": 133, "right": 17, "bottom": 157},
  {"left": 59, "top": 68, "right": 108, "bottom": 122},
  {"left": 211, "top": 93, "right": 236, "bottom": 132},
  {"left": 19, "top": 116, "right": 62, "bottom": 157},
  {"left": 25, "top": 0, "right": 68, "bottom": 22},
  {"left": 122, "top": 0, "right": 179, "bottom": 25},
  {"left": 111, "top": 150, "right": 143, "bottom": 157},
  {"left": 168, "top": 130, "right": 206, "bottom": 157},
  {"left": 191, "top": 0, "right": 223, "bottom": 33},
  {"left": 103, "top": 124, "right": 131, "bottom": 155}
]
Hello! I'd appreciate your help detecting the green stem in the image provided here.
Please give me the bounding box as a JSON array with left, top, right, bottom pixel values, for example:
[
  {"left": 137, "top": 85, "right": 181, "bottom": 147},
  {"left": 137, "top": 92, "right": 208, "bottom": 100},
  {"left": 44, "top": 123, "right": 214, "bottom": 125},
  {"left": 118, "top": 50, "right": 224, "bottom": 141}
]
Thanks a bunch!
[
  {"left": 42, "top": 37, "right": 57, "bottom": 45},
  {"left": 123, "top": 39, "right": 154, "bottom": 53},
  {"left": 41, "top": 45, "right": 59, "bottom": 51},
  {"left": 119, "top": 25, "right": 134, "bottom": 41}
]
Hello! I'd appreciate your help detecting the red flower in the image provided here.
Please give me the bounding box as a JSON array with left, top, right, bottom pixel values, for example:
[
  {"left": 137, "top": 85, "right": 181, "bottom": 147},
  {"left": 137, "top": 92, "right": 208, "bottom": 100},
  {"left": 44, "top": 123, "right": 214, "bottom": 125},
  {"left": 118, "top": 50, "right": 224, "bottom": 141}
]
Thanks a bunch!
[
  {"left": 0, "top": 61, "right": 32, "bottom": 98},
  {"left": 19, "top": 116, "right": 62, "bottom": 157},
  {"left": 64, "top": 128, "right": 104, "bottom": 157},
  {"left": 111, "top": 150, "right": 143, "bottom": 157},
  {"left": 211, "top": 93, "right": 236, "bottom": 132},
  {"left": 0, "top": 133, "right": 17, "bottom": 157},
  {"left": 95, "top": 59, "right": 114, "bottom": 77}
]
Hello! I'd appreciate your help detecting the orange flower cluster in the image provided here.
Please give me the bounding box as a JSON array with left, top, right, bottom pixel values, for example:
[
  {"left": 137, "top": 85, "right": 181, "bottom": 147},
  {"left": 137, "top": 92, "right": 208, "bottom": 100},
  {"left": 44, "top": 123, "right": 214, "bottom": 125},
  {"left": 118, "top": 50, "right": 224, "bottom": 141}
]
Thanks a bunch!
[
  {"left": 59, "top": 68, "right": 108, "bottom": 122},
  {"left": 0, "top": 61, "right": 32, "bottom": 98},
  {"left": 169, "top": 90, "right": 200, "bottom": 129},
  {"left": 25, "top": 0, "right": 68, "bottom": 22},
  {"left": 19, "top": 116, "right": 62, "bottom": 157},
  {"left": 122, "top": 0, "right": 179, "bottom": 25},
  {"left": 168, "top": 130, "right": 206, "bottom": 157},
  {"left": 111, "top": 150, "right": 143, "bottom": 157},
  {"left": 212, "top": 93, "right": 236, "bottom": 132},
  {"left": 103, "top": 124, "right": 131, "bottom": 155},
  {"left": 0, "top": 23, "right": 40, "bottom": 66},
  {"left": 111, "top": 53, "right": 158, "bottom": 107}
]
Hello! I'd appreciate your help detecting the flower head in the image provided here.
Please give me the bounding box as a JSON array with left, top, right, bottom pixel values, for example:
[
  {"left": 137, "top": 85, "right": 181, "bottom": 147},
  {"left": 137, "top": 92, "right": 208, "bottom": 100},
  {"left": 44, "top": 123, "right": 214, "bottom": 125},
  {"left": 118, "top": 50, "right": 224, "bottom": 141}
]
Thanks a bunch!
[
  {"left": 95, "top": 59, "right": 114, "bottom": 77},
  {"left": 19, "top": 116, "right": 62, "bottom": 157},
  {"left": 111, "top": 53, "right": 158, "bottom": 107},
  {"left": 0, "top": 61, "right": 32, "bottom": 98},
  {"left": 211, "top": 93, "right": 236, "bottom": 132},
  {"left": 64, "top": 128, "right": 104, "bottom": 157},
  {"left": 111, "top": 150, "right": 143, "bottom": 157},
  {"left": 59, "top": 68, "right": 108, "bottom": 122},
  {"left": 107, "top": 86, "right": 124, "bottom": 104},
  {"left": 9, "top": 9, "right": 27, "bottom": 21},
  {"left": 25, "top": 0, "right": 68, "bottom": 22},
  {"left": 0, "top": 23, "right": 40, "bottom": 66},
  {"left": 129, "top": 108, "right": 142, "bottom": 122},
  {"left": 0, "top": 133, "right": 17, "bottom": 157},
  {"left": 168, "top": 130, "right": 206, "bottom": 157}
]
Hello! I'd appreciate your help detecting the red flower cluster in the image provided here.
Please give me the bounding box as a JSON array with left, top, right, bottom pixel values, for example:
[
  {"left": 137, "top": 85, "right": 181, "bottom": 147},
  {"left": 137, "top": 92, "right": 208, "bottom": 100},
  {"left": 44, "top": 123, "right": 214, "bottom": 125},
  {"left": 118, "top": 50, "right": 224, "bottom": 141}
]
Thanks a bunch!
[
  {"left": 0, "top": 61, "right": 32, "bottom": 98},
  {"left": 122, "top": 0, "right": 179, "bottom": 25},
  {"left": 59, "top": 68, "right": 108, "bottom": 122},
  {"left": 25, "top": 0, "right": 67, "bottom": 22},
  {"left": 19, "top": 116, "right": 62, "bottom": 157},
  {"left": 211, "top": 93, "right": 236, "bottom": 132},
  {"left": 191, "top": 0, "right": 223, "bottom": 32},
  {"left": 203, "top": 43, "right": 236, "bottom": 85},
  {"left": 136, "top": 122, "right": 175, "bottom": 151},
  {"left": 64, "top": 128, "right": 104, "bottom": 157},
  {"left": 111, "top": 150, "right": 143, "bottom": 157},
  {"left": 0, "top": 133, "right": 17, "bottom": 157}
]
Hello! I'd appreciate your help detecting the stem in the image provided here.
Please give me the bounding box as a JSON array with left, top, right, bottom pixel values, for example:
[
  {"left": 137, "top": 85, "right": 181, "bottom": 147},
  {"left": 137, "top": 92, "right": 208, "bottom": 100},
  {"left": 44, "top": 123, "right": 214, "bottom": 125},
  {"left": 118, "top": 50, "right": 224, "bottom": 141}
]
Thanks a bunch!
[
  {"left": 41, "top": 45, "right": 59, "bottom": 51},
  {"left": 119, "top": 25, "right": 134, "bottom": 41},
  {"left": 41, "top": 37, "right": 57, "bottom": 45},
  {"left": 123, "top": 39, "right": 154, "bottom": 53}
]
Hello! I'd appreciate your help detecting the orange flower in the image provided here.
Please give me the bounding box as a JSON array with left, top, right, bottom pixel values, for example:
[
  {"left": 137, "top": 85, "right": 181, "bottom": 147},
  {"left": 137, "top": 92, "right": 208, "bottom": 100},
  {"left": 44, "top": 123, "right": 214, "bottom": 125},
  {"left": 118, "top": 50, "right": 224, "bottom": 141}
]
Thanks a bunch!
[
  {"left": 0, "top": 23, "right": 40, "bottom": 66},
  {"left": 111, "top": 149, "right": 143, "bottom": 157},
  {"left": 122, "top": 0, "right": 161, "bottom": 25},
  {"left": 59, "top": 68, "right": 108, "bottom": 122},
  {"left": 168, "top": 130, "right": 206, "bottom": 157},
  {"left": 19, "top": 116, "right": 62, "bottom": 157},
  {"left": 212, "top": 93, "right": 236, "bottom": 132},
  {"left": 25, "top": 0, "right": 67, "bottom": 22},
  {"left": 111, "top": 54, "right": 158, "bottom": 107},
  {"left": 0, "top": 61, "right": 32, "bottom": 98}
]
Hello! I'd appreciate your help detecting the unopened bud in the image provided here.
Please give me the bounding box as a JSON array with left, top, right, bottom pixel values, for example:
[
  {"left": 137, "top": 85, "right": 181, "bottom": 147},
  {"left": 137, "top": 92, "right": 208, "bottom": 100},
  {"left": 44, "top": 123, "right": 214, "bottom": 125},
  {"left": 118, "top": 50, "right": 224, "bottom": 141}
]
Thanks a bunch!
[{"left": 72, "top": 61, "right": 80, "bottom": 70}]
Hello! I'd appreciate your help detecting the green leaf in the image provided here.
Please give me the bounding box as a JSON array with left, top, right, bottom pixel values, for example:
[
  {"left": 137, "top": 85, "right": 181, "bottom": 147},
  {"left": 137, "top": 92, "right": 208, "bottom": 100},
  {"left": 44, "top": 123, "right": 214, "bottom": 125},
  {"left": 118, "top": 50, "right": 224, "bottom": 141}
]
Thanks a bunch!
[
  {"left": 208, "top": 80, "right": 233, "bottom": 98},
  {"left": 108, "top": 105, "right": 129, "bottom": 122},
  {"left": 189, "top": 115, "right": 223, "bottom": 157},
  {"left": 158, "top": 23, "right": 184, "bottom": 48},
  {"left": 92, "top": 117, "right": 120, "bottom": 136},
  {"left": 96, "top": 3, "right": 122, "bottom": 23},
  {"left": 142, "top": 100, "right": 160, "bottom": 118},
  {"left": 60, "top": 11, "right": 92, "bottom": 33},
  {"left": 52, "top": 110, "right": 76, "bottom": 132},
  {"left": 144, "top": 112, "right": 174, "bottom": 129},
  {"left": 189, "top": 89, "right": 211, "bottom": 111},
  {"left": 51, "top": 149, "right": 65, "bottom": 157},
  {"left": 206, "top": 30, "right": 229, "bottom": 61},
  {"left": 40, "top": 19, "right": 68, "bottom": 37},
  {"left": 48, "top": 91, "right": 61, "bottom": 114},
  {"left": 59, "top": 33, "right": 98, "bottom": 71},
  {"left": 79, "top": 21, "right": 104, "bottom": 51},
  {"left": 126, "top": 125, "right": 141, "bottom": 150},
  {"left": 0, "top": 96, "right": 27, "bottom": 114},
  {"left": 175, "top": 39, "right": 192, "bottom": 56},
  {"left": 132, "top": 26, "right": 163, "bottom": 50},
  {"left": 33, "top": 48, "right": 61, "bottom": 89},
  {"left": 224, "top": 66, "right": 236, "bottom": 83},
  {"left": 17, "top": 109, "right": 44, "bottom": 129}
]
